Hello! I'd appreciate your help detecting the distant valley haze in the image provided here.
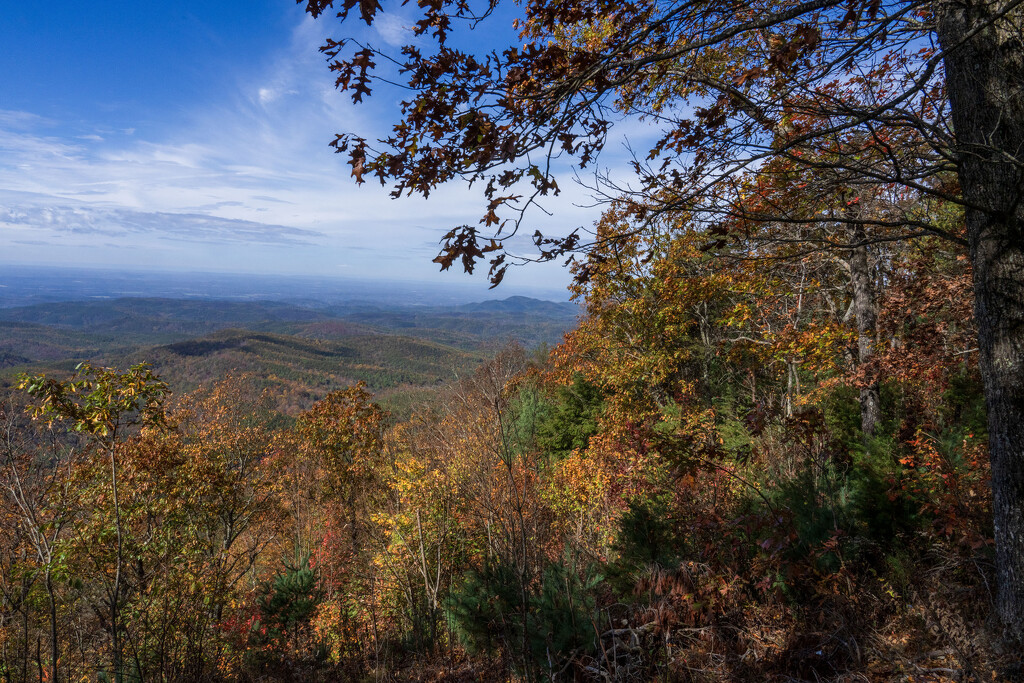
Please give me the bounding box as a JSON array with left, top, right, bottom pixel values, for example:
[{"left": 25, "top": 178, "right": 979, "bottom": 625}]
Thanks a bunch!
[
  {"left": 0, "top": 264, "right": 573, "bottom": 309},
  {"left": 0, "top": 265, "right": 581, "bottom": 414}
]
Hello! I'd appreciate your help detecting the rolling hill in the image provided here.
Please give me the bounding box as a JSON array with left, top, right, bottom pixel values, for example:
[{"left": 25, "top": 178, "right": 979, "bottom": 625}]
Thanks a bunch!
[{"left": 0, "top": 295, "right": 577, "bottom": 414}]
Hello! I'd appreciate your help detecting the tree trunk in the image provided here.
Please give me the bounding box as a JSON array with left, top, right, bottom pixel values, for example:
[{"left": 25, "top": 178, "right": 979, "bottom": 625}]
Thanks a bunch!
[
  {"left": 938, "top": 0, "right": 1024, "bottom": 642},
  {"left": 848, "top": 223, "right": 881, "bottom": 437},
  {"left": 46, "top": 572, "right": 59, "bottom": 683},
  {"left": 108, "top": 444, "right": 124, "bottom": 681}
]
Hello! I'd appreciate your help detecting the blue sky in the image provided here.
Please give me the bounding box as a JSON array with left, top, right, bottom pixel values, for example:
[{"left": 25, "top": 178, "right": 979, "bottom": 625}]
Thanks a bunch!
[{"left": 0, "top": 0, "right": 605, "bottom": 296}]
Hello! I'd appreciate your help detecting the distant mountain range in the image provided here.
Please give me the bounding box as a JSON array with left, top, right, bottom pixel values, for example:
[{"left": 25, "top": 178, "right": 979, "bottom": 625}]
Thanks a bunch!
[
  {"left": 453, "top": 295, "right": 578, "bottom": 316},
  {"left": 0, "top": 264, "right": 570, "bottom": 308},
  {"left": 0, "top": 295, "right": 579, "bottom": 350},
  {"left": 323, "top": 295, "right": 579, "bottom": 349},
  {"left": 0, "top": 295, "right": 581, "bottom": 414},
  {"left": 0, "top": 298, "right": 329, "bottom": 338}
]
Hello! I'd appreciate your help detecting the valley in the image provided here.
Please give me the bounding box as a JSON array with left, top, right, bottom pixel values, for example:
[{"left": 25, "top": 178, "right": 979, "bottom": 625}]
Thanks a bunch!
[{"left": 0, "top": 294, "right": 580, "bottom": 415}]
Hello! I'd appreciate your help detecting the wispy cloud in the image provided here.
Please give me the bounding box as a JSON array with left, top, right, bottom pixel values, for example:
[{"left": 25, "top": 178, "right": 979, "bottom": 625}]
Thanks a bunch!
[
  {"left": 0, "top": 203, "right": 321, "bottom": 244},
  {"left": 0, "top": 14, "right": 586, "bottom": 292},
  {"left": 374, "top": 13, "right": 417, "bottom": 48},
  {"left": 0, "top": 109, "right": 52, "bottom": 129}
]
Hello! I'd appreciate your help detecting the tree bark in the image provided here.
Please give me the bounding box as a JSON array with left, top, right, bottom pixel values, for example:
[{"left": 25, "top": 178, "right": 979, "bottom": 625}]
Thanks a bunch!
[
  {"left": 107, "top": 443, "right": 124, "bottom": 681},
  {"left": 938, "top": 0, "right": 1024, "bottom": 642},
  {"left": 848, "top": 223, "right": 881, "bottom": 437},
  {"left": 46, "top": 572, "right": 59, "bottom": 683}
]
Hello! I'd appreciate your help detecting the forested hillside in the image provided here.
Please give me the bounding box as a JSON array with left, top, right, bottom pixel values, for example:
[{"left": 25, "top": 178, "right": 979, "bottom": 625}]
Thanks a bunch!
[
  {"left": 0, "top": 222, "right": 1012, "bottom": 681},
  {"left": 0, "top": 296, "right": 580, "bottom": 416},
  {"left": 0, "top": 297, "right": 578, "bottom": 359}
]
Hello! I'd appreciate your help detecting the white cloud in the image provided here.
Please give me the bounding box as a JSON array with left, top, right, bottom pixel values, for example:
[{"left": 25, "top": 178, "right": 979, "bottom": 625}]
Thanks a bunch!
[
  {"left": 0, "top": 14, "right": 588, "bottom": 293},
  {"left": 0, "top": 201, "right": 322, "bottom": 244},
  {"left": 374, "top": 13, "right": 414, "bottom": 48},
  {"left": 258, "top": 87, "right": 278, "bottom": 105},
  {"left": 0, "top": 110, "right": 51, "bottom": 130}
]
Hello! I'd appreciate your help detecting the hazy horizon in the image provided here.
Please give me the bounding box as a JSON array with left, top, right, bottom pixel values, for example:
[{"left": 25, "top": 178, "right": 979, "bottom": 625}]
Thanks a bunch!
[{"left": 0, "top": 262, "right": 575, "bottom": 309}]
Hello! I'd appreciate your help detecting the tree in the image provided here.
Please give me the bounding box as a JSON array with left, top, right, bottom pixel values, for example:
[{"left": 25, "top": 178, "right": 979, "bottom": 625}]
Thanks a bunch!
[
  {"left": 292, "top": 383, "right": 387, "bottom": 663},
  {"left": 301, "top": 0, "right": 1024, "bottom": 639},
  {"left": 295, "top": 382, "right": 387, "bottom": 560},
  {"left": 170, "top": 376, "right": 287, "bottom": 677},
  {"left": 0, "top": 398, "right": 80, "bottom": 683},
  {"left": 18, "top": 363, "right": 169, "bottom": 680}
]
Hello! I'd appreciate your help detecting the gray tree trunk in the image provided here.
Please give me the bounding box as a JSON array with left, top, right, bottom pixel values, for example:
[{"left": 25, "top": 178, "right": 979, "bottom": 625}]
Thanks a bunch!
[
  {"left": 848, "top": 223, "right": 881, "bottom": 437},
  {"left": 938, "top": 0, "right": 1024, "bottom": 642}
]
